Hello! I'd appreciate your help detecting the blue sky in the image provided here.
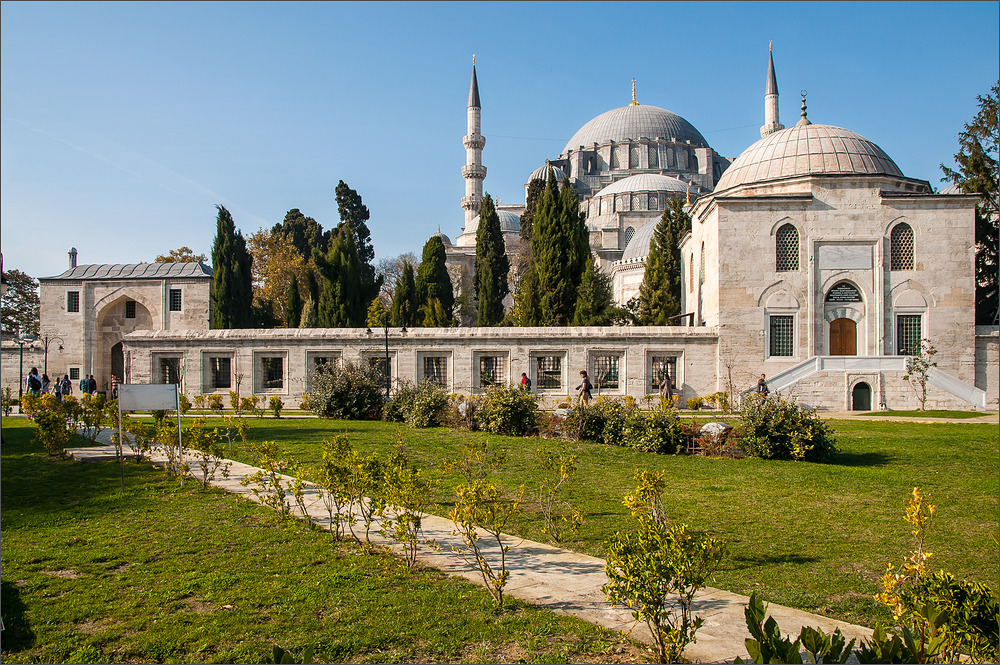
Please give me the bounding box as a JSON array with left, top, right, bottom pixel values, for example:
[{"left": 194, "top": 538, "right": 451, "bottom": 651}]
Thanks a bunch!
[{"left": 2, "top": 1, "right": 997, "bottom": 278}]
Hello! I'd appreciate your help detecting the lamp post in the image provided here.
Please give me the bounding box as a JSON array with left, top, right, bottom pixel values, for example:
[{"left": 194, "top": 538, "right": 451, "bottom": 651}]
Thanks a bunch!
[
  {"left": 13, "top": 333, "right": 36, "bottom": 400},
  {"left": 366, "top": 312, "right": 406, "bottom": 402},
  {"left": 38, "top": 335, "right": 64, "bottom": 377}
]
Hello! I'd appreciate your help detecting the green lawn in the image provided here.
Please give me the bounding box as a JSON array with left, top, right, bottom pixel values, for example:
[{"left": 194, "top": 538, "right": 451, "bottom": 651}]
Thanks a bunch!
[
  {"left": 853, "top": 409, "right": 989, "bottom": 419},
  {"left": 211, "top": 414, "right": 998, "bottom": 628},
  {"left": 0, "top": 418, "right": 642, "bottom": 664}
]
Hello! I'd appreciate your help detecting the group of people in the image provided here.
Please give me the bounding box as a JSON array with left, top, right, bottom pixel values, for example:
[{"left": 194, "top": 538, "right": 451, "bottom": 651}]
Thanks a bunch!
[
  {"left": 23, "top": 368, "right": 100, "bottom": 401},
  {"left": 518, "top": 369, "right": 602, "bottom": 405}
]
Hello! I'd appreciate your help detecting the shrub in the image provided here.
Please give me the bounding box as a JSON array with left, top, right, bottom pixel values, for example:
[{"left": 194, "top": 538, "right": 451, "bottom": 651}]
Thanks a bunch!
[
  {"left": 703, "top": 391, "right": 731, "bottom": 413},
  {"left": 229, "top": 390, "right": 241, "bottom": 413},
  {"left": 405, "top": 382, "right": 449, "bottom": 428},
  {"left": 268, "top": 395, "right": 284, "bottom": 418},
  {"left": 440, "top": 394, "right": 481, "bottom": 431},
  {"left": 3, "top": 387, "right": 16, "bottom": 416},
  {"left": 178, "top": 393, "right": 192, "bottom": 415},
  {"left": 564, "top": 396, "right": 633, "bottom": 443},
  {"left": 620, "top": 408, "right": 685, "bottom": 454},
  {"left": 383, "top": 380, "right": 416, "bottom": 423},
  {"left": 476, "top": 383, "right": 537, "bottom": 436},
  {"left": 686, "top": 396, "right": 704, "bottom": 411},
  {"left": 735, "top": 393, "right": 836, "bottom": 461},
  {"left": 309, "top": 360, "right": 384, "bottom": 420},
  {"left": 535, "top": 446, "right": 583, "bottom": 543},
  {"left": 207, "top": 394, "right": 224, "bottom": 414}
]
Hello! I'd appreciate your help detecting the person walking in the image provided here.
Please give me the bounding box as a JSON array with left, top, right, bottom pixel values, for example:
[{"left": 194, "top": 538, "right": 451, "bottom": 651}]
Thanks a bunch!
[
  {"left": 87, "top": 374, "right": 98, "bottom": 395},
  {"left": 60, "top": 375, "right": 73, "bottom": 399},
  {"left": 576, "top": 370, "right": 593, "bottom": 405},
  {"left": 79, "top": 374, "right": 90, "bottom": 395},
  {"left": 520, "top": 372, "right": 532, "bottom": 392},
  {"left": 26, "top": 367, "right": 42, "bottom": 396},
  {"left": 756, "top": 373, "right": 769, "bottom": 396},
  {"left": 41, "top": 373, "right": 51, "bottom": 395}
]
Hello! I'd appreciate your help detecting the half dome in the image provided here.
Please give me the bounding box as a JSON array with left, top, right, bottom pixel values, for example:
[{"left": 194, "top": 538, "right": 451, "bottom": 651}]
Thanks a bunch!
[
  {"left": 715, "top": 123, "right": 903, "bottom": 192},
  {"left": 562, "top": 104, "right": 708, "bottom": 155},
  {"left": 620, "top": 222, "right": 659, "bottom": 262},
  {"left": 528, "top": 165, "right": 566, "bottom": 183},
  {"left": 595, "top": 173, "right": 690, "bottom": 198}
]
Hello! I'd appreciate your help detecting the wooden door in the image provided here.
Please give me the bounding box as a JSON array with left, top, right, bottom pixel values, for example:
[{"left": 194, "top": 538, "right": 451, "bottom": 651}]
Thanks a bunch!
[{"left": 829, "top": 318, "right": 857, "bottom": 356}]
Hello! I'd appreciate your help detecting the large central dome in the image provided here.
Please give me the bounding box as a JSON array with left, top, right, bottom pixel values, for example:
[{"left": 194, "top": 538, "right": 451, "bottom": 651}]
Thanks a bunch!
[{"left": 562, "top": 104, "right": 708, "bottom": 155}]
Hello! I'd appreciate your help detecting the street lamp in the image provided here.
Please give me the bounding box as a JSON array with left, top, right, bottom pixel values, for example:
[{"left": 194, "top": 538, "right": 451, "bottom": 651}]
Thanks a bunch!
[
  {"left": 366, "top": 313, "right": 406, "bottom": 402},
  {"left": 37, "top": 335, "right": 65, "bottom": 377},
  {"left": 13, "top": 333, "right": 36, "bottom": 400}
]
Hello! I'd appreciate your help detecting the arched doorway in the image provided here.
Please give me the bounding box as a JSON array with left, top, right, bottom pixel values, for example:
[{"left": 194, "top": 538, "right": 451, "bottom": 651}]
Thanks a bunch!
[
  {"left": 851, "top": 382, "right": 872, "bottom": 411},
  {"left": 830, "top": 318, "right": 858, "bottom": 356},
  {"left": 111, "top": 342, "right": 124, "bottom": 384}
]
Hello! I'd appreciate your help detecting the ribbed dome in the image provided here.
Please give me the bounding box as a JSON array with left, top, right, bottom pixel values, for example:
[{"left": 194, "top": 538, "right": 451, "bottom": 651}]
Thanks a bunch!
[
  {"left": 595, "top": 174, "right": 689, "bottom": 197},
  {"left": 460, "top": 210, "right": 521, "bottom": 237},
  {"left": 562, "top": 104, "right": 708, "bottom": 155},
  {"left": 432, "top": 230, "right": 452, "bottom": 246},
  {"left": 528, "top": 165, "right": 566, "bottom": 183},
  {"left": 715, "top": 123, "right": 903, "bottom": 192},
  {"left": 620, "top": 222, "right": 659, "bottom": 262}
]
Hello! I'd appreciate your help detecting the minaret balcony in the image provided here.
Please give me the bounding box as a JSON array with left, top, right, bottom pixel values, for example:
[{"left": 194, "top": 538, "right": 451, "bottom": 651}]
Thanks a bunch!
[
  {"left": 463, "top": 135, "right": 486, "bottom": 150},
  {"left": 460, "top": 195, "right": 481, "bottom": 210},
  {"left": 462, "top": 165, "right": 487, "bottom": 179}
]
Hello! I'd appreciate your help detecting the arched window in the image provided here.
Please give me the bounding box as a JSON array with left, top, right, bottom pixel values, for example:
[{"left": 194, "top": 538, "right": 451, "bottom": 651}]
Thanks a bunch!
[
  {"left": 775, "top": 223, "right": 799, "bottom": 271},
  {"left": 648, "top": 145, "right": 659, "bottom": 168},
  {"left": 611, "top": 147, "right": 621, "bottom": 169},
  {"left": 631, "top": 195, "right": 641, "bottom": 211},
  {"left": 699, "top": 243, "right": 705, "bottom": 284},
  {"left": 690, "top": 152, "right": 699, "bottom": 171},
  {"left": 890, "top": 223, "right": 914, "bottom": 270},
  {"left": 648, "top": 195, "right": 658, "bottom": 210},
  {"left": 629, "top": 145, "right": 640, "bottom": 168},
  {"left": 614, "top": 197, "right": 621, "bottom": 212},
  {"left": 623, "top": 226, "right": 635, "bottom": 248},
  {"left": 600, "top": 198, "right": 609, "bottom": 215}
]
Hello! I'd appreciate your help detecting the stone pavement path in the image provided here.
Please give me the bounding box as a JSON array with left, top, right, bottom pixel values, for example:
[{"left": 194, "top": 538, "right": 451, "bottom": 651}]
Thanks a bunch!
[{"left": 67, "top": 433, "right": 874, "bottom": 663}]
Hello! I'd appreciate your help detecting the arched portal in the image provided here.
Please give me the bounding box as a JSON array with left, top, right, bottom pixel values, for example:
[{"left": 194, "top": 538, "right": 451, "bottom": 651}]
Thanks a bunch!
[
  {"left": 851, "top": 382, "right": 872, "bottom": 411},
  {"left": 830, "top": 318, "right": 857, "bottom": 356},
  {"left": 111, "top": 342, "right": 124, "bottom": 383}
]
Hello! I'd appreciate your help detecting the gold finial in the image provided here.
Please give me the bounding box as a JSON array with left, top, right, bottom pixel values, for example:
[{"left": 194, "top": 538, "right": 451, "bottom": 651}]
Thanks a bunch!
[
  {"left": 472, "top": 54, "right": 476, "bottom": 65},
  {"left": 685, "top": 183, "right": 691, "bottom": 206},
  {"left": 796, "top": 90, "right": 811, "bottom": 126},
  {"left": 769, "top": 40, "right": 772, "bottom": 52},
  {"left": 629, "top": 78, "right": 639, "bottom": 106}
]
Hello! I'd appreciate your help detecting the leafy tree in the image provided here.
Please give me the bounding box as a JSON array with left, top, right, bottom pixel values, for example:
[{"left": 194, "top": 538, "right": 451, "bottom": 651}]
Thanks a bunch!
[
  {"left": 573, "top": 258, "right": 615, "bottom": 325},
  {"left": 299, "top": 295, "right": 318, "bottom": 328},
  {"left": 155, "top": 246, "right": 207, "bottom": 263},
  {"left": 285, "top": 272, "right": 303, "bottom": 328},
  {"left": 314, "top": 224, "right": 364, "bottom": 328},
  {"left": 415, "top": 236, "right": 454, "bottom": 325},
  {"left": 367, "top": 297, "right": 389, "bottom": 328},
  {"left": 247, "top": 227, "right": 306, "bottom": 326},
  {"left": 390, "top": 260, "right": 418, "bottom": 327},
  {"left": 211, "top": 205, "right": 253, "bottom": 329},
  {"left": 474, "top": 194, "right": 510, "bottom": 326},
  {"left": 422, "top": 297, "right": 449, "bottom": 327},
  {"left": 377, "top": 251, "right": 419, "bottom": 306},
  {"left": 1, "top": 269, "right": 40, "bottom": 336},
  {"left": 271, "top": 208, "right": 329, "bottom": 263},
  {"left": 335, "top": 180, "right": 381, "bottom": 307},
  {"left": 639, "top": 197, "right": 691, "bottom": 325},
  {"left": 941, "top": 81, "right": 999, "bottom": 325}
]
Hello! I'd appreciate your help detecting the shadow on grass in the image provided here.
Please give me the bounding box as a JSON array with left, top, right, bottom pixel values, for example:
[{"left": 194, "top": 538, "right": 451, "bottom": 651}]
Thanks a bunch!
[
  {"left": 0, "top": 580, "right": 36, "bottom": 653},
  {"left": 729, "top": 553, "right": 820, "bottom": 569},
  {"left": 826, "top": 451, "right": 892, "bottom": 467}
]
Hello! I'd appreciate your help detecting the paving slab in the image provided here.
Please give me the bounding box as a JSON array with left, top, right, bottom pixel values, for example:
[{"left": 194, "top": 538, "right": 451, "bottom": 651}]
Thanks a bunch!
[{"left": 67, "top": 434, "right": 874, "bottom": 663}]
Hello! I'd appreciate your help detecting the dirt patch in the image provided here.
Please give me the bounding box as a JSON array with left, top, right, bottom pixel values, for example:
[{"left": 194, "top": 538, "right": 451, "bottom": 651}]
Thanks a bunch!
[
  {"left": 76, "top": 618, "right": 108, "bottom": 634},
  {"left": 178, "top": 596, "right": 215, "bottom": 614},
  {"left": 41, "top": 569, "right": 84, "bottom": 579},
  {"left": 14, "top": 579, "right": 29, "bottom": 587}
]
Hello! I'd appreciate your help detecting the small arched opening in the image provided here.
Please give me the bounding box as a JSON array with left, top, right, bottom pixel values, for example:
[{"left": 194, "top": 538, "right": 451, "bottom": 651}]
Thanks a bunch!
[{"left": 851, "top": 382, "right": 872, "bottom": 411}]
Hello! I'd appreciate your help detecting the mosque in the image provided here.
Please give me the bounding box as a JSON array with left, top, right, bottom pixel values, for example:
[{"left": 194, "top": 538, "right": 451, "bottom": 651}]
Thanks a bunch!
[{"left": 3, "top": 48, "right": 995, "bottom": 412}]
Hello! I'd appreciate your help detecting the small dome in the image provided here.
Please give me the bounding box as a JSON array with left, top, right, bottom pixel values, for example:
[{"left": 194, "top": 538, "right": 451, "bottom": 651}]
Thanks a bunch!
[
  {"left": 595, "top": 173, "right": 690, "bottom": 198},
  {"left": 620, "top": 223, "right": 659, "bottom": 262},
  {"left": 939, "top": 183, "right": 962, "bottom": 195},
  {"left": 715, "top": 123, "right": 903, "bottom": 192},
  {"left": 432, "top": 230, "right": 452, "bottom": 246},
  {"left": 562, "top": 104, "right": 708, "bottom": 155},
  {"left": 528, "top": 165, "right": 566, "bottom": 183},
  {"left": 458, "top": 210, "right": 522, "bottom": 244}
]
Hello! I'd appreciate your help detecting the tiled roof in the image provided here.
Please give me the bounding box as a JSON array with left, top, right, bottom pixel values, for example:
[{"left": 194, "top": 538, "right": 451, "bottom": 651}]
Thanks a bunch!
[{"left": 43, "top": 262, "right": 213, "bottom": 281}]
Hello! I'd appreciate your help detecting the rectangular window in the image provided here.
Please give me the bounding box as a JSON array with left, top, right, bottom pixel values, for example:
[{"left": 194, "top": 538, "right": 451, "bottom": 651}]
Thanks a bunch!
[
  {"left": 159, "top": 358, "right": 181, "bottom": 385},
  {"left": 650, "top": 356, "right": 678, "bottom": 392},
  {"left": 536, "top": 356, "right": 562, "bottom": 390},
  {"left": 423, "top": 356, "right": 447, "bottom": 386},
  {"left": 69, "top": 367, "right": 80, "bottom": 381},
  {"left": 479, "top": 356, "right": 504, "bottom": 387},
  {"left": 261, "top": 357, "right": 283, "bottom": 390},
  {"left": 168, "top": 289, "right": 182, "bottom": 312},
  {"left": 369, "top": 356, "right": 390, "bottom": 387},
  {"left": 67, "top": 291, "right": 80, "bottom": 313},
  {"left": 592, "top": 355, "right": 620, "bottom": 390},
  {"left": 769, "top": 315, "right": 795, "bottom": 357},
  {"left": 125, "top": 300, "right": 136, "bottom": 319},
  {"left": 210, "top": 357, "right": 232, "bottom": 389},
  {"left": 896, "top": 315, "right": 922, "bottom": 355}
]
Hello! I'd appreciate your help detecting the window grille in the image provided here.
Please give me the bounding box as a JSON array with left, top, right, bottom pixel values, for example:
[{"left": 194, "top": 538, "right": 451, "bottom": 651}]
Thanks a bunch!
[
  {"left": 593, "top": 355, "right": 620, "bottom": 390},
  {"left": 623, "top": 226, "right": 635, "bottom": 248},
  {"left": 699, "top": 243, "right": 705, "bottom": 284},
  {"left": 650, "top": 356, "right": 677, "bottom": 391},
  {"left": 536, "top": 356, "right": 562, "bottom": 389},
  {"left": 261, "top": 357, "right": 283, "bottom": 390},
  {"left": 769, "top": 316, "right": 794, "bottom": 357},
  {"left": 629, "top": 145, "right": 640, "bottom": 168},
  {"left": 775, "top": 224, "right": 799, "bottom": 271},
  {"left": 160, "top": 358, "right": 181, "bottom": 385},
  {"left": 423, "top": 356, "right": 447, "bottom": 386},
  {"left": 611, "top": 148, "right": 620, "bottom": 169},
  {"left": 896, "top": 315, "right": 922, "bottom": 355},
  {"left": 648, "top": 145, "right": 659, "bottom": 168},
  {"left": 890, "top": 223, "right": 914, "bottom": 270},
  {"left": 369, "top": 357, "right": 390, "bottom": 385},
  {"left": 648, "top": 195, "right": 658, "bottom": 210},
  {"left": 631, "top": 195, "right": 641, "bottom": 211},
  {"left": 125, "top": 300, "right": 136, "bottom": 319},
  {"left": 479, "top": 356, "right": 504, "bottom": 387},
  {"left": 169, "top": 289, "right": 182, "bottom": 311},
  {"left": 210, "top": 357, "right": 231, "bottom": 389},
  {"left": 67, "top": 291, "right": 80, "bottom": 313},
  {"left": 69, "top": 367, "right": 80, "bottom": 381},
  {"left": 600, "top": 198, "right": 609, "bottom": 215}
]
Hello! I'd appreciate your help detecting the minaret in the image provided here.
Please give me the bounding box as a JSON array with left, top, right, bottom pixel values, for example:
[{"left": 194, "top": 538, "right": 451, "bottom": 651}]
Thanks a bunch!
[
  {"left": 760, "top": 43, "right": 785, "bottom": 138},
  {"left": 461, "top": 57, "right": 486, "bottom": 226}
]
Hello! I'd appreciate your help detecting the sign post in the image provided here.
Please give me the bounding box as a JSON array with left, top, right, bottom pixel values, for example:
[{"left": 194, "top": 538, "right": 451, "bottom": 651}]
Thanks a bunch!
[{"left": 117, "top": 384, "right": 184, "bottom": 488}]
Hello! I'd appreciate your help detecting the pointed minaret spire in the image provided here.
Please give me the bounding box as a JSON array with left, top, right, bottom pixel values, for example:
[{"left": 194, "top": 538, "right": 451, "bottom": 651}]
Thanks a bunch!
[
  {"left": 461, "top": 58, "right": 486, "bottom": 226},
  {"left": 760, "top": 44, "right": 785, "bottom": 138},
  {"left": 630, "top": 78, "right": 639, "bottom": 106}
]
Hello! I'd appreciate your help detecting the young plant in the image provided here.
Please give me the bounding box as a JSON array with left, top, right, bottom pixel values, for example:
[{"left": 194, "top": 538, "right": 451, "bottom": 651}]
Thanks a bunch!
[
  {"left": 178, "top": 393, "right": 192, "bottom": 415},
  {"left": 229, "top": 390, "right": 241, "bottom": 413},
  {"left": 208, "top": 394, "right": 225, "bottom": 414},
  {"left": 316, "top": 434, "right": 356, "bottom": 540},
  {"left": 534, "top": 446, "right": 583, "bottom": 543},
  {"left": 352, "top": 452, "right": 387, "bottom": 546},
  {"left": 156, "top": 419, "right": 188, "bottom": 478},
  {"left": 121, "top": 417, "right": 154, "bottom": 463},
  {"left": 193, "top": 393, "right": 206, "bottom": 413},
  {"left": 219, "top": 415, "right": 249, "bottom": 453},
  {"left": 240, "top": 439, "right": 291, "bottom": 520},
  {"left": 77, "top": 392, "right": 109, "bottom": 441},
  {"left": 382, "top": 434, "right": 438, "bottom": 567},
  {"left": 184, "top": 418, "right": 232, "bottom": 490},
  {"left": 903, "top": 339, "right": 938, "bottom": 411},
  {"left": 735, "top": 592, "right": 855, "bottom": 664},
  {"left": 287, "top": 463, "right": 314, "bottom": 521},
  {"left": 268, "top": 395, "right": 284, "bottom": 418}
]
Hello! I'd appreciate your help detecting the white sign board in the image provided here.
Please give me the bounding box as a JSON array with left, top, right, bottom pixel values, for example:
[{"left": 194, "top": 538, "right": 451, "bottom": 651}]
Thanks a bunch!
[
  {"left": 117, "top": 384, "right": 179, "bottom": 411},
  {"left": 817, "top": 244, "right": 872, "bottom": 271}
]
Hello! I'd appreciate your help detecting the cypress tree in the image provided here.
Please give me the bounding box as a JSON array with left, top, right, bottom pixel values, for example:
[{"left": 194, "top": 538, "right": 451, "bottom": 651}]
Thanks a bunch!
[
  {"left": 335, "top": 180, "right": 382, "bottom": 307},
  {"left": 573, "top": 258, "right": 615, "bottom": 325},
  {"left": 533, "top": 171, "right": 576, "bottom": 325},
  {"left": 560, "top": 177, "right": 590, "bottom": 288},
  {"left": 211, "top": 205, "right": 253, "bottom": 329},
  {"left": 285, "top": 272, "right": 303, "bottom": 328},
  {"left": 423, "top": 298, "right": 448, "bottom": 327},
  {"left": 391, "top": 260, "right": 418, "bottom": 327},
  {"left": 415, "top": 235, "right": 454, "bottom": 325},
  {"left": 314, "top": 224, "right": 364, "bottom": 327},
  {"left": 638, "top": 196, "right": 691, "bottom": 325},
  {"left": 474, "top": 194, "right": 510, "bottom": 326},
  {"left": 520, "top": 177, "right": 545, "bottom": 242},
  {"left": 299, "top": 296, "right": 318, "bottom": 328},
  {"left": 515, "top": 265, "right": 542, "bottom": 326}
]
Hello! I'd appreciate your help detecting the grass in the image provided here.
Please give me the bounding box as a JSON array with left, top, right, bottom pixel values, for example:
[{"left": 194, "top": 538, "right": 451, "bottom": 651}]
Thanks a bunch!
[
  {"left": 853, "top": 409, "right": 989, "bottom": 419},
  {"left": 0, "top": 418, "right": 644, "bottom": 664},
  {"left": 203, "top": 413, "right": 998, "bottom": 629}
]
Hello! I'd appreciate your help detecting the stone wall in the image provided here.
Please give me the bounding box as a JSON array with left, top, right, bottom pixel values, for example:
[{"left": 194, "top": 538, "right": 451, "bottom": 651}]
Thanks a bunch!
[{"left": 975, "top": 326, "right": 999, "bottom": 409}]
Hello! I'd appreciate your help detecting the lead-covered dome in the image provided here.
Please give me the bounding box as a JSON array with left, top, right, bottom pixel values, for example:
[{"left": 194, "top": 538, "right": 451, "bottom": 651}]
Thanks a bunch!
[
  {"left": 455, "top": 210, "right": 522, "bottom": 247},
  {"left": 620, "top": 222, "right": 659, "bottom": 262},
  {"left": 715, "top": 123, "right": 903, "bottom": 192},
  {"left": 562, "top": 104, "right": 708, "bottom": 155},
  {"left": 527, "top": 165, "right": 566, "bottom": 183},
  {"left": 594, "top": 173, "right": 690, "bottom": 198}
]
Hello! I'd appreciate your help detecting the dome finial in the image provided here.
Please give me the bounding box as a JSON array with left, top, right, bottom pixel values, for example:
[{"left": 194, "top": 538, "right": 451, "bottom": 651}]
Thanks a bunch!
[
  {"left": 769, "top": 40, "right": 772, "bottom": 53},
  {"left": 685, "top": 183, "right": 691, "bottom": 206},
  {"left": 472, "top": 54, "right": 475, "bottom": 65},
  {"left": 630, "top": 78, "right": 639, "bottom": 106},
  {"left": 797, "top": 90, "right": 811, "bottom": 126}
]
